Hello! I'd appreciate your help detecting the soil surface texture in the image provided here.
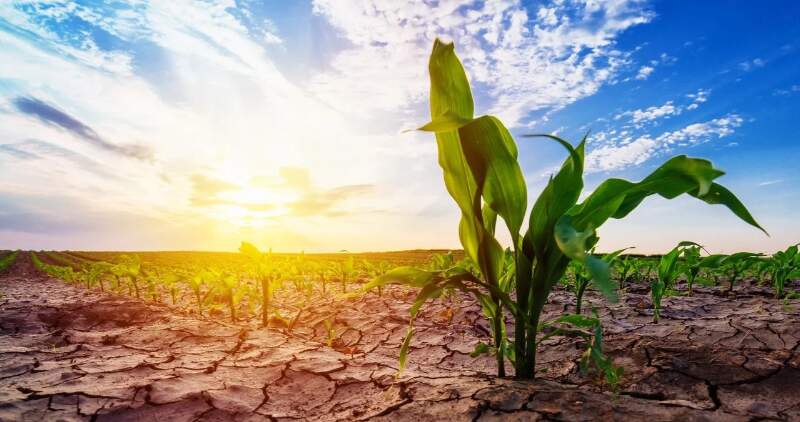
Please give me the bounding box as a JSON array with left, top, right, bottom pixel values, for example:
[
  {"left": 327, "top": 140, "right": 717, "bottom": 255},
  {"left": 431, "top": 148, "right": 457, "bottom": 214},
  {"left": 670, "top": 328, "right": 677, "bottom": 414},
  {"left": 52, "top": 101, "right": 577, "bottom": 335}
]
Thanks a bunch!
[{"left": 1, "top": 252, "right": 799, "bottom": 421}]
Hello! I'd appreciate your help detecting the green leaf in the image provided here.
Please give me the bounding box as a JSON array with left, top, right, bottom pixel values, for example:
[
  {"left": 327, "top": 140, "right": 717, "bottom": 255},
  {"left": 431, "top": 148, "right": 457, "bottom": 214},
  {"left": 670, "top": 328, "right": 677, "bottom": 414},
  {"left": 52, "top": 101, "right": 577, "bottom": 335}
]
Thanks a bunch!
[
  {"left": 458, "top": 115, "right": 527, "bottom": 242},
  {"left": 554, "top": 216, "right": 593, "bottom": 261},
  {"left": 568, "top": 156, "right": 764, "bottom": 235},
  {"left": 689, "top": 183, "right": 767, "bottom": 235},
  {"left": 528, "top": 136, "right": 585, "bottom": 263},
  {"left": 699, "top": 254, "right": 726, "bottom": 268},
  {"left": 554, "top": 216, "right": 617, "bottom": 302},
  {"left": 416, "top": 110, "right": 473, "bottom": 132},
  {"left": 469, "top": 342, "right": 491, "bottom": 358},
  {"left": 362, "top": 266, "right": 435, "bottom": 290},
  {"left": 658, "top": 245, "right": 683, "bottom": 284},
  {"left": 409, "top": 283, "right": 444, "bottom": 318},
  {"left": 398, "top": 325, "right": 414, "bottom": 375},
  {"left": 429, "top": 39, "right": 473, "bottom": 122},
  {"left": 601, "top": 247, "right": 635, "bottom": 264},
  {"left": 551, "top": 313, "right": 600, "bottom": 328}
]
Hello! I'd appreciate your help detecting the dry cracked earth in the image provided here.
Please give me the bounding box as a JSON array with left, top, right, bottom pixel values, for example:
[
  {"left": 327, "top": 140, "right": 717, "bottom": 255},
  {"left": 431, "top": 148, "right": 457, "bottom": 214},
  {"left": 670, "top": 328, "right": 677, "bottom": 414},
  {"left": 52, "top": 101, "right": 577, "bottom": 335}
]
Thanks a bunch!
[{"left": 1, "top": 252, "right": 799, "bottom": 421}]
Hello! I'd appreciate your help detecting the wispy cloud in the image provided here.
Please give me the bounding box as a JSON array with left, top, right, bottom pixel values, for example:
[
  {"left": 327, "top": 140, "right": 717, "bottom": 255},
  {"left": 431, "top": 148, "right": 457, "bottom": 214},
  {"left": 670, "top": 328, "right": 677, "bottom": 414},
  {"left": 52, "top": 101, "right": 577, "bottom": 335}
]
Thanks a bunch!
[
  {"left": 12, "top": 96, "right": 152, "bottom": 160},
  {"left": 310, "top": 0, "right": 654, "bottom": 127},
  {"left": 686, "top": 89, "right": 710, "bottom": 110},
  {"left": 190, "top": 167, "right": 374, "bottom": 219},
  {"left": 758, "top": 179, "right": 783, "bottom": 186},
  {"left": 773, "top": 85, "right": 800, "bottom": 96},
  {"left": 738, "top": 58, "right": 765, "bottom": 71},
  {"left": 587, "top": 114, "right": 744, "bottom": 172},
  {"left": 635, "top": 65, "right": 654, "bottom": 80},
  {"left": 616, "top": 100, "right": 680, "bottom": 124}
]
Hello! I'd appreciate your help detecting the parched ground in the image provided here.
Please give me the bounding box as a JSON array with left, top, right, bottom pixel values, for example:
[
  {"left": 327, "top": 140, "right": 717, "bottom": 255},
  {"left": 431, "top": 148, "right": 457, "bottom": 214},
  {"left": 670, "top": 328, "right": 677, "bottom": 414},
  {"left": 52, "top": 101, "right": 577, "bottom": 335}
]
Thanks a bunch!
[{"left": 1, "top": 252, "right": 799, "bottom": 421}]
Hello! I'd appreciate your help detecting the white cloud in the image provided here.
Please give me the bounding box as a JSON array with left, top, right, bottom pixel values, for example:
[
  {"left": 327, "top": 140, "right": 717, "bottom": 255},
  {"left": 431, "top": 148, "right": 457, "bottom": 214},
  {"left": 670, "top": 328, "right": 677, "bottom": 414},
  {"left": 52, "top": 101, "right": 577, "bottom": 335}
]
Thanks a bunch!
[
  {"left": 630, "top": 51, "right": 675, "bottom": 82},
  {"left": 616, "top": 100, "right": 679, "bottom": 123},
  {"left": 773, "top": 84, "right": 800, "bottom": 96},
  {"left": 658, "top": 52, "right": 677, "bottom": 65},
  {"left": 586, "top": 114, "right": 744, "bottom": 172},
  {"left": 310, "top": 0, "right": 654, "bottom": 126},
  {"left": 0, "top": 0, "right": 442, "bottom": 251},
  {"left": 686, "top": 89, "right": 710, "bottom": 110},
  {"left": 738, "top": 58, "right": 765, "bottom": 71},
  {"left": 635, "top": 65, "right": 654, "bottom": 80},
  {"left": 0, "top": 0, "right": 662, "bottom": 251}
]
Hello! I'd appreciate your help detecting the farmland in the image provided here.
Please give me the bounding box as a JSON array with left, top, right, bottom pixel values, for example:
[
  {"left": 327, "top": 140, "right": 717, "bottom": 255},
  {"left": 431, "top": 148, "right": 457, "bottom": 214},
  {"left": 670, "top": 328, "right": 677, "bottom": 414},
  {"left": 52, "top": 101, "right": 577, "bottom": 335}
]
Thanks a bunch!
[
  {"left": 0, "top": 246, "right": 798, "bottom": 420},
  {"left": 2, "top": 38, "right": 800, "bottom": 420},
  {"left": 3, "top": 4, "right": 800, "bottom": 421}
]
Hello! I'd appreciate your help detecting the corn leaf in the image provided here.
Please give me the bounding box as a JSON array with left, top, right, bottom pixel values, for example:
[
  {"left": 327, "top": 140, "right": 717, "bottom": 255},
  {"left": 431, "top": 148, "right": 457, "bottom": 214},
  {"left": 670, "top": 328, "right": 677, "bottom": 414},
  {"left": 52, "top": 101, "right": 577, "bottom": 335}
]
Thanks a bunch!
[
  {"left": 567, "top": 156, "right": 764, "bottom": 234},
  {"left": 458, "top": 115, "right": 527, "bottom": 242}
]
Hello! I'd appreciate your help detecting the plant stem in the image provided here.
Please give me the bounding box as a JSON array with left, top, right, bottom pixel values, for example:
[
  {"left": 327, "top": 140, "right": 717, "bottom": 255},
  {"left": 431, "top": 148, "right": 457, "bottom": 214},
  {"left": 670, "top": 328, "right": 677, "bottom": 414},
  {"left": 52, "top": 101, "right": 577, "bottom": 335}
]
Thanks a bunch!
[
  {"left": 491, "top": 298, "right": 505, "bottom": 377},
  {"left": 575, "top": 279, "right": 588, "bottom": 315},
  {"left": 261, "top": 278, "right": 270, "bottom": 328},
  {"left": 229, "top": 287, "right": 237, "bottom": 323}
]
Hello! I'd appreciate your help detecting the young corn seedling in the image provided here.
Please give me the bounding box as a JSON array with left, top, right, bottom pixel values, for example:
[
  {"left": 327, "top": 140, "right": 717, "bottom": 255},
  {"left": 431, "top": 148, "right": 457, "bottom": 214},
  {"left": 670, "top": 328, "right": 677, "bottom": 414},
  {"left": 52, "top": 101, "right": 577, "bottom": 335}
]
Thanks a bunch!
[
  {"left": 723, "top": 252, "right": 763, "bottom": 293},
  {"left": 614, "top": 254, "right": 637, "bottom": 290},
  {"left": 678, "top": 244, "right": 726, "bottom": 296},
  {"left": 117, "top": 255, "right": 142, "bottom": 299},
  {"left": 568, "top": 248, "right": 630, "bottom": 315},
  {"left": 367, "top": 39, "right": 764, "bottom": 379},
  {"left": 143, "top": 268, "right": 162, "bottom": 303},
  {"left": 323, "top": 319, "right": 337, "bottom": 347},
  {"left": 754, "top": 259, "right": 773, "bottom": 286},
  {"left": 338, "top": 256, "right": 356, "bottom": 293},
  {"left": 0, "top": 251, "right": 19, "bottom": 274},
  {"left": 206, "top": 270, "right": 242, "bottom": 323},
  {"left": 539, "top": 312, "right": 624, "bottom": 391},
  {"left": 769, "top": 244, "right": 800, "bottom": 298},
  {"left": 187, "top": 272, "right": 213, "bottom": 316},
  {"left": 161, "top": 271, "right": 181, "bottom": 306},
  {"left": 240, "top": 242, "right": 279, "bottom": 327},
  {"left": 82, "top": 262, "right": 111, "bottom": 291},
  {"left": 320, "top": 266, "right": 329, "bottom": 294},
  {"left": 652, "top": 243, "right": 695, "bottom": 323}
]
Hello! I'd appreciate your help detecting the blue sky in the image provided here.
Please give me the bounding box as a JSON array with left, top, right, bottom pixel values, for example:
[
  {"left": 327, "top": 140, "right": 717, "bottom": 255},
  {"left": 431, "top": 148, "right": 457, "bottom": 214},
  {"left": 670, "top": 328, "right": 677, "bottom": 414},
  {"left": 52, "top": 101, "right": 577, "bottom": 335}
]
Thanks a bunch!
[{"left": 0, "top": 0, "right": 798, "bottom": 253}]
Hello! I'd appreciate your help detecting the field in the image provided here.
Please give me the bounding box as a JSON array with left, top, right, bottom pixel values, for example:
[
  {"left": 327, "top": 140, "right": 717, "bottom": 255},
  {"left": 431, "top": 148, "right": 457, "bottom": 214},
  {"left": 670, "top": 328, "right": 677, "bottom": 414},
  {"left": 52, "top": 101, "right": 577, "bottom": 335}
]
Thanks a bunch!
[
  {"left": 0, "top": 249, "right": 798, "bottom": 421},
  {"left": 2, "top": 19, "right": 800, "bottom": 422}
]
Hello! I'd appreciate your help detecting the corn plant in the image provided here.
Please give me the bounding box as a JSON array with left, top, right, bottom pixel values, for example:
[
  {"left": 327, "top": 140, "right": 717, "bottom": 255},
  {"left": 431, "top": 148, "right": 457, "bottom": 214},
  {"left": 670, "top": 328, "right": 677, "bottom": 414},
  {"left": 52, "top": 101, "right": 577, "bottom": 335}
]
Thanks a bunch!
[
  {"left": 652, "top": 242, "right": 698, "bottom": 323},
  {"left": 0, "top": 251, "right": 19, "bottom": 273},
  {"left": 568, "top": 248, "right": 629, "bottom": 315},
  {"left": 323, "top": 319, "right": 337, "bottom": 347},
  {"left": 82, "top": 261, "right": 111, "bottom": 291},
  {"left": 319, "top": 265, "right": 331, "bottom": 294},
  {"left": 754, "top": 259, "right": 773, "bottom": 286},
  {"left": 202, "top": 269, "right": 242, "bottom": 323},
  {"left": 630, "top": 259, "right": 651, "bottom": 284},
  {"left": 540, "top": 312, "right": 623, "bottom": 391},
  {"left": 161, "top": 271, "right": 181, "bottom": 306},
  {"left": 614, "top": 255, "right": 637, "bottom": 290},
  {"left": 678, "top": 244, "right": 724, "bottom": 296},
  {"left": 115, "top": 255, "right": 142, "bottom": 299},
  {"left": 769, "top": 244, "right": 800, "bottom": 298},
  {"left": 338, "top": 256, "right": 356, "bottom": 293},
  {"left": 367, "top": 39, "right": 764, "bottom": 379},
  {"left": 32, "top": 252, "right": 77, "bottom": 282},
  {"left": 186, "top": 272, "right": 213, "bottom": 316},
  {"left": 240, "top": 242, "right": 279, "bottom": 327},
  {"left": 719, "top": 252, "right": 763, "bottom": 293}
]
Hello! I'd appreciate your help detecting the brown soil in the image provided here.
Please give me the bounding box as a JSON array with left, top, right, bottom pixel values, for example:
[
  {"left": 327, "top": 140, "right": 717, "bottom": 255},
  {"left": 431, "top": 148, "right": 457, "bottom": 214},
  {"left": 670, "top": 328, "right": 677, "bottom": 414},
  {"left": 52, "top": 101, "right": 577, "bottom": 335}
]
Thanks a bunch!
[{"left": 1, "top": 252, "right": 798, "bottom": 421}]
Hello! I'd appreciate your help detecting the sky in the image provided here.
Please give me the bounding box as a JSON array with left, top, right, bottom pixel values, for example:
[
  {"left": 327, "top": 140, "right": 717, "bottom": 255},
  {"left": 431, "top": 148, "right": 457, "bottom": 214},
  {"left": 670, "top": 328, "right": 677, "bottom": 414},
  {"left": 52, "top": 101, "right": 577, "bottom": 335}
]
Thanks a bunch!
[{"left": 0, "top": 0, "right": 798, "bottom": 254}]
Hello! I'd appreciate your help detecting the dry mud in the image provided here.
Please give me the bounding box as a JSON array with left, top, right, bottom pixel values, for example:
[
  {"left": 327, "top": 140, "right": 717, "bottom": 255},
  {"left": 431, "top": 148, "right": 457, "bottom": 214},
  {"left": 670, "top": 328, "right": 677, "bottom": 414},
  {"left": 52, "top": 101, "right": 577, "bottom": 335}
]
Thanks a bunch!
[{"left": 1, "top": 252, "right": 799, "bottom": 421}]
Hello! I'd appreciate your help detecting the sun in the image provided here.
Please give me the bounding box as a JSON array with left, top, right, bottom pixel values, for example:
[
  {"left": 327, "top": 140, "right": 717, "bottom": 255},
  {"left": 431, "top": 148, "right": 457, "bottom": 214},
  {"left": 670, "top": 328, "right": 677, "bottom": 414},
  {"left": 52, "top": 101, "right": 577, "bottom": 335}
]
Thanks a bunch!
[{"left": 207, "top": 184, "right": 299, "bottom": 228}]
